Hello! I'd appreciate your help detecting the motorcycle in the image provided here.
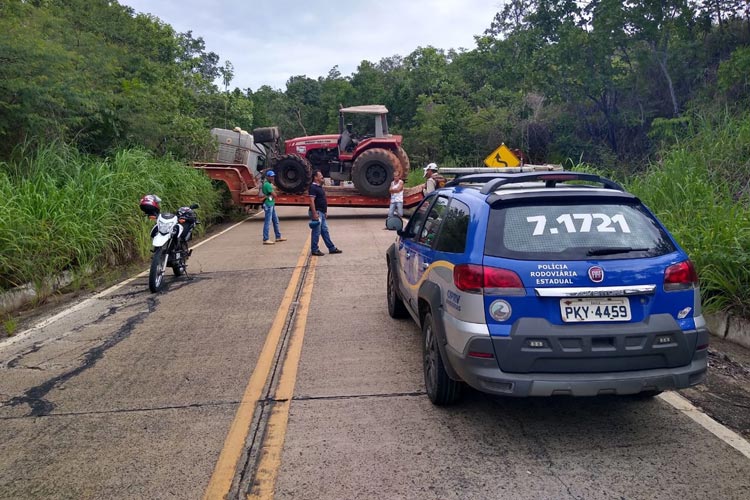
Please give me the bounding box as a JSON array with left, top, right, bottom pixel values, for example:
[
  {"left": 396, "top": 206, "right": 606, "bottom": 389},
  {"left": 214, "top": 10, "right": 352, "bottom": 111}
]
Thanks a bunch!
[{"left": 139, "top": 195, "right": 200, "bottom": 293}]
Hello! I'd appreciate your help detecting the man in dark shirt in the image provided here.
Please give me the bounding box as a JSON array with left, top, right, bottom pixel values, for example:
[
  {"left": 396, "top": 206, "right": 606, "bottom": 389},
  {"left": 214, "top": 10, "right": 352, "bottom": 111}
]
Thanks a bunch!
[{"left": 308, "top": 170, "right": 342, "bottom": 256}]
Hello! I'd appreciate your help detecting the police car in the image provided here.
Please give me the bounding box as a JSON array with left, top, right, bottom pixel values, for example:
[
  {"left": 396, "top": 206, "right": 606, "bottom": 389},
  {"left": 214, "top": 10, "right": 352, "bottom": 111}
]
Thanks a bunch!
[{"left": 386, "top": 167, "right": 708, "bottom": 405}]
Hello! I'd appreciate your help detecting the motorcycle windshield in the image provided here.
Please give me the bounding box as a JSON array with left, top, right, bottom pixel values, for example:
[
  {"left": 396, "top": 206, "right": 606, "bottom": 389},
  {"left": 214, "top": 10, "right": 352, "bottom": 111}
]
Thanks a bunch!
[{"left": 157, "top": 214, "right": 177, "bottom": 234}]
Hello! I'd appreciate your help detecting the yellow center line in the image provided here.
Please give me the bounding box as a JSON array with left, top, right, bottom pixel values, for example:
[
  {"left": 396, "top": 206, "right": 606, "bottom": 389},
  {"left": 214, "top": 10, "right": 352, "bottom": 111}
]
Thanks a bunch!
[
  {"left": 247, "top": 255, "right": 318, "bottom": 499},
  {"left": 203, "top": 236, "right": 311, "bottom": 500}
]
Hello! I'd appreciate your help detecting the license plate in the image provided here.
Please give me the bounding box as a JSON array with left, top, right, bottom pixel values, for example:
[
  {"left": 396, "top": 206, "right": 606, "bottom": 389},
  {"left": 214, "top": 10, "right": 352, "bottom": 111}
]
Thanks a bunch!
[{"left": 560, "top": 297, "right": 631, "bottom": 322}]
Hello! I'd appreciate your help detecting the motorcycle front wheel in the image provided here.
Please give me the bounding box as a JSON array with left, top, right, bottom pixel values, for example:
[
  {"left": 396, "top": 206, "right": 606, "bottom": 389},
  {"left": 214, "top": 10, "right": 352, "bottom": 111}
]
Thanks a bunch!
[{"left": 149, "top": 247, "right": 168, "bottom": 293}]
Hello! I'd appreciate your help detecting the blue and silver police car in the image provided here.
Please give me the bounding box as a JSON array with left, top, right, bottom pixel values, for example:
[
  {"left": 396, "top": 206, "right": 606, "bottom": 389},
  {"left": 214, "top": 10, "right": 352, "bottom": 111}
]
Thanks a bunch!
[{"left": 386, "top": 168, "right": 708, "bottom": 405}]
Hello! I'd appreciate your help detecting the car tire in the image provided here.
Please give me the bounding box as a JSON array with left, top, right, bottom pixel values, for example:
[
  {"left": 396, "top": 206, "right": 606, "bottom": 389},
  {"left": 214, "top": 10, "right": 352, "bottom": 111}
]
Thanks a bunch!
[
  {"left": 422, "top": 311, "right": 462, "bottom": 405},
  {"left": 387, "top": 263, "right": 408, "bottom": 319}
]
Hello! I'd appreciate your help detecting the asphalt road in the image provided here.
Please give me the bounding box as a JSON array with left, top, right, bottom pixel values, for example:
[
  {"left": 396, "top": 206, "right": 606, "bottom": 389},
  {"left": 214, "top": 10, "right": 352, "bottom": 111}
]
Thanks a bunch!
[{"left": 1, "top": 206, "right": 749, "bottom": 500}]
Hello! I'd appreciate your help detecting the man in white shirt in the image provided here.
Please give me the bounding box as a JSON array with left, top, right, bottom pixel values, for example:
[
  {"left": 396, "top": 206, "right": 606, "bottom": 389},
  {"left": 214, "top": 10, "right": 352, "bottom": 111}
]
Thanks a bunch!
[{"left": 387, "top": 171, "right": 404, "bottom": 225}]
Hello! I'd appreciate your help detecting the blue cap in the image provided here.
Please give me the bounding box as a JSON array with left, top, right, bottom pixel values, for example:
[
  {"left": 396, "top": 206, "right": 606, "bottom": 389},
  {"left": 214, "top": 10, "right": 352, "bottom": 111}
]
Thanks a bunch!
[{"left": 266, "top": 170, "right": 275, "bottom": 177}]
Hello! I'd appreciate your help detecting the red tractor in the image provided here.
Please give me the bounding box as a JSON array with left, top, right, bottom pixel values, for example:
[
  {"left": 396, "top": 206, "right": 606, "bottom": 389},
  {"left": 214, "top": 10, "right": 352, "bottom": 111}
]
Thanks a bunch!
[{"left": 253, "top": 105, "right": 409, "bottom": 197}]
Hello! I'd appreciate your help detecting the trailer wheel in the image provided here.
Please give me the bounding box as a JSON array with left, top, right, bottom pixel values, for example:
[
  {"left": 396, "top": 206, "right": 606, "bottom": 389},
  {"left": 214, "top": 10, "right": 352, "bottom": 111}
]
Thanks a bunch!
[
  {"left": 395, "top": 146, "right": 410, "bottom": 178},
  {"left": 351, "top": 148, "right": 399, "bottom": 197},
  {"left": 273, "top": 154, "right": 313, "bottom": 194}
]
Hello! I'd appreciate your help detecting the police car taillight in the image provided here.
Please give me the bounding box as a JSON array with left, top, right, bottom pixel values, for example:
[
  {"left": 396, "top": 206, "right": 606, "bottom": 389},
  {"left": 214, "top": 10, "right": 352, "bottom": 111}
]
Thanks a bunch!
[
  {"left": 664, "top": 260, "right": 699, "bottom": 291},
  {"left": 454, "top": 264, "right": 524, "bottom": 295}
]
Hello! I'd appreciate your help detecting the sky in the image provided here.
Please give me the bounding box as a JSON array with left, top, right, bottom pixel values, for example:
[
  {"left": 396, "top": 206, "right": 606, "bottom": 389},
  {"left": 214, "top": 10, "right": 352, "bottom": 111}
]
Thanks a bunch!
[{"left": 123, "top": 0, "right": 503, "bottom": 92}]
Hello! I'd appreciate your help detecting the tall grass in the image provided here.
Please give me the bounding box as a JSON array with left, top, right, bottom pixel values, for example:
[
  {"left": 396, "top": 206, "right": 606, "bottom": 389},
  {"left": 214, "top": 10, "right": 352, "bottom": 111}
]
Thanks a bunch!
[
  {"left": 624, "top": 109, "right": 750, "bottom": 316},
  {"left": 405, "top": 167, "right": 426, "bottom": 187},
  {"left": 0, "top": 144, "right": 220, "bottom": 293}
]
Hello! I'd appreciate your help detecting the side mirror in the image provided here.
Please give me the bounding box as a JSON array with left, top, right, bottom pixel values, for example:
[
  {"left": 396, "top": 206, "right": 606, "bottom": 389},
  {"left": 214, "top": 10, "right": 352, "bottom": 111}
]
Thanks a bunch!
[
  {"left": 190, "top": 203, "right": 200, "bottom": 209},
  {"left": 386, "top": 216, "right": 403, "bottom": 232}
]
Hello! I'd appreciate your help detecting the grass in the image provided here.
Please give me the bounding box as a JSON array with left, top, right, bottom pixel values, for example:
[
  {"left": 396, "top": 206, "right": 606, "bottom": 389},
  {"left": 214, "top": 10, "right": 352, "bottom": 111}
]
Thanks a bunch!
[
  {"left": 3, "top": 315, "right": 17, "bottom": 337},
  {"left": 0, "top": 143, "right": 221, "bottom": 298},
  {"left": 404, "top": 167, "right": 427, "bottom": 188},
  {"left": 619, "top": 109, "right": 750, "bottom": 317}
]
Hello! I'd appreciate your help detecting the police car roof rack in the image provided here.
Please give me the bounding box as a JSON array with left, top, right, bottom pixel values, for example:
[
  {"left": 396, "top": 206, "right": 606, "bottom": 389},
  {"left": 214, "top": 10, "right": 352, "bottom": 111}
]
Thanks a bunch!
[
  {"left": 478, "top": 171, "right": 625, "bottom": 195},
  {"left": 443, "top": 165, "right": 562, "bottom": 187}
]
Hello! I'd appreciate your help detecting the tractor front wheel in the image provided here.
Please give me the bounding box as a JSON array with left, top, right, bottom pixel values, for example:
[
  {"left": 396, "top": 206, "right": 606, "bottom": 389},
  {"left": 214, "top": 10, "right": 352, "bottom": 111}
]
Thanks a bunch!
[
  {"left": 273, "top": 154, "right": 313, "bottom": 194},
  {"left": 351, "top": 149, "right": 400, "bottom": 197}
]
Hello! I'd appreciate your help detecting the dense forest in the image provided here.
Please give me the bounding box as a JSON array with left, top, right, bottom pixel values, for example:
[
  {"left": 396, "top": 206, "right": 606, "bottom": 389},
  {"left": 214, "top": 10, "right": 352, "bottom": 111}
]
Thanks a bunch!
[
  {"left": 1, "top": 0, "right": 750, "bottom": 319},
  {"left": 2, "top": 0, "right": 748, "bottom": 169}
]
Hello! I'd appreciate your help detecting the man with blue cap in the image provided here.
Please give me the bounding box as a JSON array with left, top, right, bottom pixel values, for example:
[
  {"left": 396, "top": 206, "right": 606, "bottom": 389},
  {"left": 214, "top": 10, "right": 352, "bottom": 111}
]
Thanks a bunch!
[{"left": 262, "top": 170, "right": 286, "bottom": 244}]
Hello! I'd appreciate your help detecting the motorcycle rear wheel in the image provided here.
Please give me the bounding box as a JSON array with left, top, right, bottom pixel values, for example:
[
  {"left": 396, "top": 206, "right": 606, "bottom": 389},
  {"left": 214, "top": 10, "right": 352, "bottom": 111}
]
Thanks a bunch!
[
  {"left": 149, "top": 247, "right": 168, "bottom": 292},
  {"left": 172, "top": 242, "right": 188, "bottom": 276}
]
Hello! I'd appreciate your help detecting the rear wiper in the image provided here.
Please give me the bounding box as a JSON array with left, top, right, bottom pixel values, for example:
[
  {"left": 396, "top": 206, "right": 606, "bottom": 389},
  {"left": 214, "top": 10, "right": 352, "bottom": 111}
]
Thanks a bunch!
[{"left": 586, "top": 246, "right": 650, "bottom": 256}]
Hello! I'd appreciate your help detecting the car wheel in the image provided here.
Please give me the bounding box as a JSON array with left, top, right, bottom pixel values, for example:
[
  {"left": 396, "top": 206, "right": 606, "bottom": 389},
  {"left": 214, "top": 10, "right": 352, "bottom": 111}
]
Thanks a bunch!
[
  {"left": 387, "top": 263, "right": 408, "bottom": 319},
  {"left": 422, "top": 312, "right": 461, "bottom": 405}
]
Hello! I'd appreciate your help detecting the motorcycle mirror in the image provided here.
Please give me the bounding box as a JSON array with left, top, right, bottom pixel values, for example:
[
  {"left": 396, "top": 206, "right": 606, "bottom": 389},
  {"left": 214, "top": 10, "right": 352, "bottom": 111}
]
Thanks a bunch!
[{"left": 190, "top": 203, "right": 200, "bottom": 209}]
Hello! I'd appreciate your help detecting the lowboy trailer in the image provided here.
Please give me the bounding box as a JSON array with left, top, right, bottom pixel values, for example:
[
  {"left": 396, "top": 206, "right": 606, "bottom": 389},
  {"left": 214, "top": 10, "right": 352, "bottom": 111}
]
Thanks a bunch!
[{"left": 193, "top": 162, "right": 425, "bottom": 210}]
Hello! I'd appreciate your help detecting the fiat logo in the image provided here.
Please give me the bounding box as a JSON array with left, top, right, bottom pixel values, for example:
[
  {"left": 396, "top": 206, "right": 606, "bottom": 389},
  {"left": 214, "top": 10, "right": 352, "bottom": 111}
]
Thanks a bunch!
[{"left": 588, "top": 266, "right": 604, "bottom": 283}]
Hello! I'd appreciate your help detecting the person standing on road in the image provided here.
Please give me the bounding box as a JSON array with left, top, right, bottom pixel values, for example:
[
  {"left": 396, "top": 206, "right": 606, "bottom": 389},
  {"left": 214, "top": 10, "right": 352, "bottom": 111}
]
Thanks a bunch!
[
  {"left": 308, "top": 169, "right": 342, "bottom": 256},
  {"left": 423, "top": 162, "right": 442, "bottom": 194},
  {"left": 262, "top": 170, "right": 286, "bottom": 245},
  {"left": 387, "top": 170, "right": 404, "bottom": 226}
]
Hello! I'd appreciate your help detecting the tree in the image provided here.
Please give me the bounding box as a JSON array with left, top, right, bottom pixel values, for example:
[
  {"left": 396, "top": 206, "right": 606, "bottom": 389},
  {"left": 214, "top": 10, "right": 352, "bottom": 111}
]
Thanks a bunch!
[{"left": 625, "top": 0, "right": 697, "bottom": 117}]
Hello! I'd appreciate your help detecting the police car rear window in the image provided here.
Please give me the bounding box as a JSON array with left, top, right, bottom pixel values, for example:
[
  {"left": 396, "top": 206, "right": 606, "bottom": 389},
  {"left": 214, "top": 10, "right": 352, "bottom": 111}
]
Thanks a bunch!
[{"left": 485, "top": 200, "right": 676, "bottom": 260}]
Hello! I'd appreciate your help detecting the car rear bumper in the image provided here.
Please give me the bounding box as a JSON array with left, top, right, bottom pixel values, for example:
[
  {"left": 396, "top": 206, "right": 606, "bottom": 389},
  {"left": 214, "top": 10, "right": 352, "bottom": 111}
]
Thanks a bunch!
[{"left": 444, "top": 334, "right": 708, "bottom": 397}]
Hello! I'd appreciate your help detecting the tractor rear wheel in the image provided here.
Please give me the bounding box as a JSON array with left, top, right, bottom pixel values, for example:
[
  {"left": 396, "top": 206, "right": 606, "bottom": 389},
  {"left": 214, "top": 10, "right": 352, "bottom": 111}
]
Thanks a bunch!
[
  {"left": 351, "top": 148, "right": 400, "bottom": 197},
  {"left": 395, "top": 146, "right": 410, "bottom": 178},
  {"left": 273, "top": 154, "right": 312, "bottom": 194}
]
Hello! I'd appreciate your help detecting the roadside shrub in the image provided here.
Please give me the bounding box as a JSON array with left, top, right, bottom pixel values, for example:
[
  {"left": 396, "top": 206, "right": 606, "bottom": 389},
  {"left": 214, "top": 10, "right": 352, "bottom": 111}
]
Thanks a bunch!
[
  {"left": 0, "top": 143, "right": 220, "bottom": 293},
  {"left": 624, "top": 109, "right": 750, "bottom": 317}
]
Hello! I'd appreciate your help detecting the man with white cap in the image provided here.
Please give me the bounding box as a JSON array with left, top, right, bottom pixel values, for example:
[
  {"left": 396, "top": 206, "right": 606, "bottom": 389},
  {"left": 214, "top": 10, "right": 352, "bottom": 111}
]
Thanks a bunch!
[{"left": 423, "top": 162, "right": 442, "bottom": 195}]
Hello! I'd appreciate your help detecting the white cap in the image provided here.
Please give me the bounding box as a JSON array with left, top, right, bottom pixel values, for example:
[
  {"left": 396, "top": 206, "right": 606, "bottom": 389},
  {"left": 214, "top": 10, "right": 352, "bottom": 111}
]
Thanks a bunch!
[{"left": 423, "top": 162, "right": 438, "bottom": 172}]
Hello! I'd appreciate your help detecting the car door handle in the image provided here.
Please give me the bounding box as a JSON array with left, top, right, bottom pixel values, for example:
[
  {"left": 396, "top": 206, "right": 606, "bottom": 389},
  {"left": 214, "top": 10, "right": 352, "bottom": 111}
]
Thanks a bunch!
[
  {"left": 422, "top": 262, "right": 430, "bottom": 270},
  {"left": 405, "top": 252, "right": 412, "bottom": 259}
]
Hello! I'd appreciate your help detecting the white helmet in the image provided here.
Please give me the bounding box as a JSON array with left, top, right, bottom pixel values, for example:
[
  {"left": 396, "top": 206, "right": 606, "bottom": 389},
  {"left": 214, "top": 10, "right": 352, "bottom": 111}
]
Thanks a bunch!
[{"left": 423, "top": 162, "right": 438, "bottom": 173}]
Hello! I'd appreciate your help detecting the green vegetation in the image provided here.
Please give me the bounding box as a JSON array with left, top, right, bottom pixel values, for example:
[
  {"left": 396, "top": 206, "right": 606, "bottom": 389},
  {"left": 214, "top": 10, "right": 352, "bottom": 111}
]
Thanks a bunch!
[
  {"left": 625, "top": 109, "right": 750, "bottom": 316},
  {"left": 3, "top": 315, "right": 17, "bottom": 337},
  {"left": 405, "top": 168, "right": 426, "bottom": 188},
  {"left": 0, "top": 144, "right": 220, "bottom": 294}
]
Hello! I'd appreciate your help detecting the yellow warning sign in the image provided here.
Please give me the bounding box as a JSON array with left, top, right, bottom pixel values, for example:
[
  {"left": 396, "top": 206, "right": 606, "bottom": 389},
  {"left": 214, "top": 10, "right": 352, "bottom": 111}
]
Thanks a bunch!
[{"left": 484, "top": 143, "right": 520, "bottom": 168}]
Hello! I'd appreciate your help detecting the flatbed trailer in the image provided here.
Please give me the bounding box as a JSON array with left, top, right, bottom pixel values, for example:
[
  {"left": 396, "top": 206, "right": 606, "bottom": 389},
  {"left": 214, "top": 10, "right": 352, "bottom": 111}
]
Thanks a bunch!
[
  {"left": 238, "top": 184, "right": 425, "bottom": 208},
  {"left": 193, "top": 162, "right": 425, "bottom": 209}
]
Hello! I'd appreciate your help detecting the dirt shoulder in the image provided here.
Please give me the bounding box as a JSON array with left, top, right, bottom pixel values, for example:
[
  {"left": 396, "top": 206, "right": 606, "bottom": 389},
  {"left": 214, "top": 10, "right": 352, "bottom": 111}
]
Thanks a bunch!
[{"left": 680, "top": 336, "right": 750, "bottom": 440}]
